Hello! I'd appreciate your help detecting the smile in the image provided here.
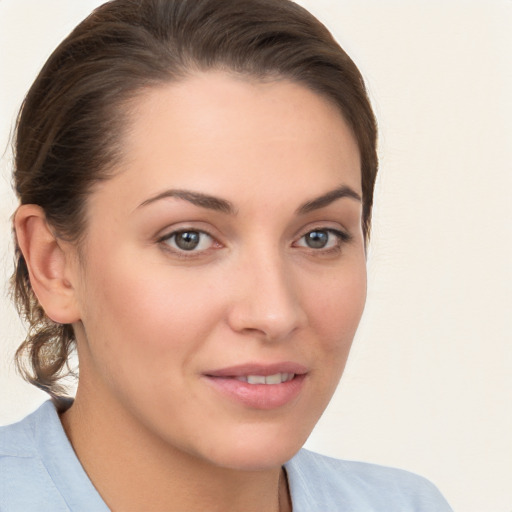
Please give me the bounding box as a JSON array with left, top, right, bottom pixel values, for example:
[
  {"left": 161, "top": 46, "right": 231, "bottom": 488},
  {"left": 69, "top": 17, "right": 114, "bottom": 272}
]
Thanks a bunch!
[
  {"left": 235, "top": 373, "right": 295, "bottom": 385},
  {"left": 203, "top": 364, "right": 307, "bottom": 409}
]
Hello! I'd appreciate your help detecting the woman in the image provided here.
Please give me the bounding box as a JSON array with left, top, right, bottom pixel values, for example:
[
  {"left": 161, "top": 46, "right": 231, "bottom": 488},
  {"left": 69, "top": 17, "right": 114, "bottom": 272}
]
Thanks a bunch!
[{"left": 0, "top": 0, "right": 452, "bottom": 510}]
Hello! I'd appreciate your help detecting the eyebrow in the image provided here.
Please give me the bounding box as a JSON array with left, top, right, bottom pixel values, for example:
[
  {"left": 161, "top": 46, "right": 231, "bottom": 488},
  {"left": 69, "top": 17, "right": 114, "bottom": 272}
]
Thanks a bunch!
[
  {"left": 137, "top": 184, "right": 361, "bottom": 215},
  {"left": 296, "top": 185, "right": 361, "bottom": 214},
  {"left": 137, "top": 189, "right": 236, "bottom": 214}
]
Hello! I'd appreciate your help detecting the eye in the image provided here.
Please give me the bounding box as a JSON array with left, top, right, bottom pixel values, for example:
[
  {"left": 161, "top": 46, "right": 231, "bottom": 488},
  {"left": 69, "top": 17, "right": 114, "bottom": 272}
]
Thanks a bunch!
[
  {"left": 160, "top": 230, "right": 215, "bottom": 252},
  {"left": 295, "top": 228, "right": 349, "bottom": 250}
]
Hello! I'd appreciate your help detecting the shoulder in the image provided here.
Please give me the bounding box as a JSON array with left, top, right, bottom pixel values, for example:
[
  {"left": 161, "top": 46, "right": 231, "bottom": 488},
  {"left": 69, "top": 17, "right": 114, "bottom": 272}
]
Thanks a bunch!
[
  {"left": 0, "top": 406, "right": 40, "bottom": 484},
  {"left": 0, "top": 401, "right": 97, "bottom": 511},
  {"left": 285, "top": 449, "right": 453, "bottom": 512},
  {"left": 0, "top": 402, "right": 50, "bottom": 457}
]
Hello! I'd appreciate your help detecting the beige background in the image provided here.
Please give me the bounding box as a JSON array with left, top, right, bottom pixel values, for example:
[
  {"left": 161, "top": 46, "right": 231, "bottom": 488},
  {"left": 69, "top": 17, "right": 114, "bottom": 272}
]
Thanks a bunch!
[{"left": 1, "top": 1, "right": 511, "bottom": 511}]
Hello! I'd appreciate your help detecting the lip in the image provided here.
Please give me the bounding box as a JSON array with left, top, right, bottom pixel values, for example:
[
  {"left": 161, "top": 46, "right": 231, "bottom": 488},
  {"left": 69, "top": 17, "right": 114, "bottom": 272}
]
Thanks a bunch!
[
  {"left": 205, "top": 362, "right": 308, "bottom": 378},
  {"left": 203, "top": 362, "right": 308, "bottom": 410}
]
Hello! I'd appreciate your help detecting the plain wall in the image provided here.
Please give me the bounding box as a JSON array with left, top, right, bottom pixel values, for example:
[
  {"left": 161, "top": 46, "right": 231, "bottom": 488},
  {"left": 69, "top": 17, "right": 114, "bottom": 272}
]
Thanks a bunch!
[{"left": 1, "top": 1, "right": 511, "bottom": 511}]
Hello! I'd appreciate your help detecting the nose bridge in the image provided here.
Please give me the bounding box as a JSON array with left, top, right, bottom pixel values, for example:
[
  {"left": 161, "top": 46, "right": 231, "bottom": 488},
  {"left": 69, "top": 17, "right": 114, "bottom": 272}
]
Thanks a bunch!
[{"left": 228, "top": 241, "right": 305, "bottom": 340}]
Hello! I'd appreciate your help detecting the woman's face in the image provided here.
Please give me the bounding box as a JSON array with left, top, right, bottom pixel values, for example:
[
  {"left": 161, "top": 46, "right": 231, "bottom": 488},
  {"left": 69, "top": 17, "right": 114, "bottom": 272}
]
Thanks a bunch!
[{"left": 70, "top": 72, "right": 366, "bottom": 470}]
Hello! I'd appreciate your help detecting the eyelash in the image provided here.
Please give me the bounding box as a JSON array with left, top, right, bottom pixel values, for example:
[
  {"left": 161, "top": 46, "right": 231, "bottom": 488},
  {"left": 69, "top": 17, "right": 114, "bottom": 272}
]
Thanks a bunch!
[
  {"left": 293, "top": 228, "right": 352, "bottom": 254},
  {"left": 157, "top": 227, "right": 352, "bottom": 258},
  {"left": 157, "top": 229, "right": 218, "bottom": 258}
]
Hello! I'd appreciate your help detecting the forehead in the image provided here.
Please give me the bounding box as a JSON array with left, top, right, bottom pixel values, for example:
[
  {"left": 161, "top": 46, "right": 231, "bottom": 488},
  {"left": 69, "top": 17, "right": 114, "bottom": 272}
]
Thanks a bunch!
[{"left": 92, "top": 72, "right": 361, "bottom": 211}]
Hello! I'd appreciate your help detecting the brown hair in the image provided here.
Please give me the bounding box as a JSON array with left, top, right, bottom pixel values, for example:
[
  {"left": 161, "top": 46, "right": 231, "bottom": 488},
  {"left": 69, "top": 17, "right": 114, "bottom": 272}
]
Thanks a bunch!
[{"left": 11, "top": 0, "right": 378, "bottom": 402}]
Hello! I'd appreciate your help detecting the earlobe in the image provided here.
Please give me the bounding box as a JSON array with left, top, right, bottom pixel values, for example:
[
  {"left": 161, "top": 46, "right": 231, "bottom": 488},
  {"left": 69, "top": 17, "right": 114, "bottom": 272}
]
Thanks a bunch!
[{"left": 14, "top": 205, "right": 81, "bottom": 324}]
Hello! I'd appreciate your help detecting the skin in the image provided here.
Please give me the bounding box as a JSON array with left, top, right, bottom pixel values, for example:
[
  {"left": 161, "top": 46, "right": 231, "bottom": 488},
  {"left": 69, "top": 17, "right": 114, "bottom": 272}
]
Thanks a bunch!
[{"left": 17, "top": 72, "right": 366, "bottom": 512}]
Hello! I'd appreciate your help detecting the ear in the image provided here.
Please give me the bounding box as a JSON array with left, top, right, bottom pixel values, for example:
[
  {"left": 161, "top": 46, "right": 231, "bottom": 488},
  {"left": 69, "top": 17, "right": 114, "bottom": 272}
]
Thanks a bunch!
[{"left": 14, "top": 204, "right": 81, "bottom": 324}]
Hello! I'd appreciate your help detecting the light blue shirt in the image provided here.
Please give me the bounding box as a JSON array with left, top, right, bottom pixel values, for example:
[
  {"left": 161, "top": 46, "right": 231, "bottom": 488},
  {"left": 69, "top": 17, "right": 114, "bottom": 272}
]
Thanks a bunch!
[{"left": 0, "top": 401, "right": 452, "bottom": 511}]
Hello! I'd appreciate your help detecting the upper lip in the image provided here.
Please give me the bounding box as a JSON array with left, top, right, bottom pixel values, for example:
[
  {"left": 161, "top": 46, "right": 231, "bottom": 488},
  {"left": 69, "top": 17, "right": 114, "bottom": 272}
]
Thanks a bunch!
[{"left": 204, "top": 362, "right": 308, "bottom": 378}]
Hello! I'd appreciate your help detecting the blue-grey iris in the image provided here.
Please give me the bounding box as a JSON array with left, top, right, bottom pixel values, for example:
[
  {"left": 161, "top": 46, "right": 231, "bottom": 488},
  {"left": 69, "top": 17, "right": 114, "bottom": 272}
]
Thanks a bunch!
[
  {"left": 175, "top": 231, "right": 200, "bottom": 250},
  {"left": 305, "top": 230, "right": 328, "bottom": 248}
]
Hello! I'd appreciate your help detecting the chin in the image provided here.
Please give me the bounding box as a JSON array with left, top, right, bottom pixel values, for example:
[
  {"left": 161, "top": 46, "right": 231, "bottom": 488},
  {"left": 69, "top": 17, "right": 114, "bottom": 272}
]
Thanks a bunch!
[
  {"left": 192, "top": 421, "right": 312, "bottom": 472},
  {"left": 209, "top": 446, "right": 301, "bottom": 472}
]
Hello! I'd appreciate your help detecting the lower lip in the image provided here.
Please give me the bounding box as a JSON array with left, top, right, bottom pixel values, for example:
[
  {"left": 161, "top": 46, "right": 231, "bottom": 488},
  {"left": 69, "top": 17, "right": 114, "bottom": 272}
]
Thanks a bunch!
[{"left": 204, "top": 374, "right": 306, "bottom": 410}]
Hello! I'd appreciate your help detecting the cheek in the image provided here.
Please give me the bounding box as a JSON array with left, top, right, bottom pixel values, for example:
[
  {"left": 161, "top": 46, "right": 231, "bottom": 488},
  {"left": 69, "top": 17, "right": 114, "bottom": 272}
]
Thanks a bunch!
[
  {"left": 76, "top": 257, "right": 227, "bottom": 411},
  {"left": 78, "top": 253, "right": 223, "bottom": 364},
  {"left": 305, "top": 261, "right": 367, "bottom": 356},
  {"left": 291, "top": 261, "right": 366, "bottom": 429}
]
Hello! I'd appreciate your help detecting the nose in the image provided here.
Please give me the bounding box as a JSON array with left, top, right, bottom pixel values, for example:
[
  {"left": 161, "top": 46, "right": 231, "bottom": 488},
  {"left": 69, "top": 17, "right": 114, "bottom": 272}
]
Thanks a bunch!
[{"left": 226, "top": 248, "right": 307, "bottom": 342}]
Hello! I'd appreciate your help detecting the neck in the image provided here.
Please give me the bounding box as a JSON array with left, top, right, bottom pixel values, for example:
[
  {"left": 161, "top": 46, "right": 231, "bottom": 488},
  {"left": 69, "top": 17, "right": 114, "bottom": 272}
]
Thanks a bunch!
[{"left": 60, "top": 387, "right": 292, "bottom": 512}]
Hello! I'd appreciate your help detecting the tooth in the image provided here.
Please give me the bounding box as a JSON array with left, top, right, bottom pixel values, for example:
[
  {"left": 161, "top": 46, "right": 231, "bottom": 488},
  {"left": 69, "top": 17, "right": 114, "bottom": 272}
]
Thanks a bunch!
[
  {"left": 243, "top": 373, "right": 296, "bottom": 384},
  {"left": 247, "top": 375, "right": 266, "bottom": 384},
  {"left": 265, "top": 373, "right": 282, "bottom": 384}
]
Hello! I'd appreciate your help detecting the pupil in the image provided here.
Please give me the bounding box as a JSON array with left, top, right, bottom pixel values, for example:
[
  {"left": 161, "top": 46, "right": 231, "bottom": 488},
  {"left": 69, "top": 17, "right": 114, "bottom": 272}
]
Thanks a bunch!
[
  {"left": 176, "top": 231, "right": 200, "bottom": 250},
  {"left": 306, "top": 230, "right": 328, "bottom": 248}
]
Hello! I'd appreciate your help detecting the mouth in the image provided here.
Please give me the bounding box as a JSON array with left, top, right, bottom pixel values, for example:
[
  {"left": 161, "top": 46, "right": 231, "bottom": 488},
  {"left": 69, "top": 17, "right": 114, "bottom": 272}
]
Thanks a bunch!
[
  {"left": 205, "top": 361, "right": 308, "bottom": 378},
  {"left": 203, "top": 363, "right": 307, "bottom": 410},
  {"left": 234, "top": 373, "right": 296, "bottom": 385}
]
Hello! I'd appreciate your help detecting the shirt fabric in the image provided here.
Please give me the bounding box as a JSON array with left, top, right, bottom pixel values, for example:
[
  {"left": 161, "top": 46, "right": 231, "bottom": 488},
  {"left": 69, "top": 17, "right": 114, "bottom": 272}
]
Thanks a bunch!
[{"left": 0, "top": 401, "right": 452, "bottom": 511}]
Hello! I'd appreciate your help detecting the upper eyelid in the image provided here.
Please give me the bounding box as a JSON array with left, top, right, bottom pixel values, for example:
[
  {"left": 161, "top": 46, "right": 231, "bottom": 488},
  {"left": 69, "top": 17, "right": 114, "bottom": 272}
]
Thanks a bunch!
[
  {"left": 294, "top": 222, "right": 351, "bottom": 240},
  {"left": 154, "top": 222, "right": 351, "bottom": 245},
  {"left": 156, "top": 223, "right": 219, "bottom": 242},
  {"left": 295, "top": 228, "right": 351, "bottom": 244},
  {"left": 158, "top": 227, "right": 208, "bottom": 239}
]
